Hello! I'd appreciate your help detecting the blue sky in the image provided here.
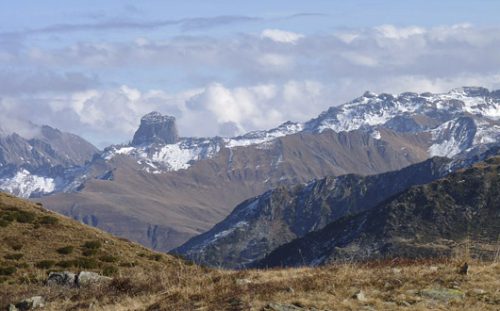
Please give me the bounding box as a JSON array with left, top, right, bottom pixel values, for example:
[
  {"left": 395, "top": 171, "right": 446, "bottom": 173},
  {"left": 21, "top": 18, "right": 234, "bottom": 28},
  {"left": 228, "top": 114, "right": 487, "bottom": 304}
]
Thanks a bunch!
[{"left": 1, "top": 1, "right": 500, "bottom": 147}]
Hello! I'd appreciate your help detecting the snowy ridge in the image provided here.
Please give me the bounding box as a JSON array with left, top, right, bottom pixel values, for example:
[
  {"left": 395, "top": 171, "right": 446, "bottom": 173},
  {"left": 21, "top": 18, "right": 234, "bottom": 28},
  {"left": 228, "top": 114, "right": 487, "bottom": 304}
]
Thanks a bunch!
[
  {"left": 225, "top": 121, "right": 303, "bottom": 148},
  {"left": 102, "top": 87, "right": 500, "bottom": 173},
  {"left": 0, "top": 169, "right": 56, "bottom": 198},
  {"left": 103, "top": 138, "right": 222, "bottom": 173}
]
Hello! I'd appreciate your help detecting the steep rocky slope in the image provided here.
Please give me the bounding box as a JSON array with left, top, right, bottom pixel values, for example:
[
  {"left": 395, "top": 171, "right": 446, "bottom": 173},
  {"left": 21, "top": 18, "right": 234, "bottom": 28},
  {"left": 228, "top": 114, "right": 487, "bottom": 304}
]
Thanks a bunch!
[
  {"left": 172, "top": 146, "right": 500, "bottom": 268},
  {"left": 172, "top": 157, "right": 452, "bottom": 268},
  {"left": 0, "top": 125, "right": 98, "bottom": 197},
  {"left": 257, "top": 156, "right": 500, "bottom": 268}
]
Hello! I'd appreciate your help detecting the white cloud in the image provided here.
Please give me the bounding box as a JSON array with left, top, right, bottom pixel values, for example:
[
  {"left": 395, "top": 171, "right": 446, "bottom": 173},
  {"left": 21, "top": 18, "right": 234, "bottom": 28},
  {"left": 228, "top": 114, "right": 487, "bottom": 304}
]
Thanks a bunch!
[
  {"left": 374, "top": 25, "right": 426, "bottom": 39},
  {"left": 261, "top": 29, "right": 305, "bottom": 44}
]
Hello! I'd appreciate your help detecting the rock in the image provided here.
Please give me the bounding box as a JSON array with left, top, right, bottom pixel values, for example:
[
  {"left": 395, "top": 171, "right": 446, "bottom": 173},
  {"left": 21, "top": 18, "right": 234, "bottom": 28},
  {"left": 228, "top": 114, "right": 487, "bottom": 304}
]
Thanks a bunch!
[
  {"left": 8, "top": 305, "right": 18, "bottom": 311},
  {"left": 352, "top": 290, "right": 367, "bottom": 302},
  {"left": 472, "top": 288, "right": 486, "bottom": 295},
  {"left": 458, "top": 262, "right": 468, "bottom": 275},
  {"left": 76, "top": 271, "right": 112, "bottom": 287},
  {"left": 263, "top": 303, "right": 312, "bottom": 311},
  {"left": 420, "top": 288, "right": 464, "bottom": 301},
  {"left": 429, "top": 266, "right": 438, "bottom": 272},
  {"left": 132, "top": 112, "right": 178, "bottom": 146},
  {"left": 14, "top": 296, "right": 45, "bottom": 310},
  {"left": 236, "top": 278, "right": 252, "bottom": 285},
  {"left": 47, "top": 271, "right": 76, "bottom": 287}
]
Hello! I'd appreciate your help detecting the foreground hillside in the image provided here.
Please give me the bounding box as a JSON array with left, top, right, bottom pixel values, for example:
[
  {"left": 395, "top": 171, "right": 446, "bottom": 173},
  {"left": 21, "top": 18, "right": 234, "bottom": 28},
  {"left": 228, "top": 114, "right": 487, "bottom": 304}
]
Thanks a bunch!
[
  {"left": 0, "top": 192, "right": 194, "bottom": 309},
  {"left": 1, "top": 193, "right": 499, "bottom": 310}
]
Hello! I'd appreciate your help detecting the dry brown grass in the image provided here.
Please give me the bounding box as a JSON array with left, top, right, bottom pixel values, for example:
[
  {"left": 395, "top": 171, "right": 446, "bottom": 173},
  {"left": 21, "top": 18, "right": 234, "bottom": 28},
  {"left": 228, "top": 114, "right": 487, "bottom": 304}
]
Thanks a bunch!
[{"left": 1, "top": 192, "right": 499, "bottom": 310}]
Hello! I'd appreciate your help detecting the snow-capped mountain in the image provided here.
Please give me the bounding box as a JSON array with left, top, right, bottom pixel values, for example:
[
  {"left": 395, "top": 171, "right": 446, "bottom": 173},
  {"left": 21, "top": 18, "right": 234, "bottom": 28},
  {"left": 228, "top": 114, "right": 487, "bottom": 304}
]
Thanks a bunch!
[
  {"left": 3, "top": 86, "right": 499, "bottom": 252},
  {"left": 0, "top": 125, "right": 98, "bottom": 197},
  {"left": 100, "top": 87, "right": 500, "bottom": 175}
]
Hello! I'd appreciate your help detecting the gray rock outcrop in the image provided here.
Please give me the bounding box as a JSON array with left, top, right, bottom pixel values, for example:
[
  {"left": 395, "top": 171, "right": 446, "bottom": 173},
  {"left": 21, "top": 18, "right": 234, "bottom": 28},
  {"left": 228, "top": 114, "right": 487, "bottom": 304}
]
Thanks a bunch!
[
  {"left": 76, "top": 271, "right": 112, "bottom": 287},
  {"left": 47, "top": 271, "right": 77, "bottom": 287},
  {"left": 131, "top": 112, "right": 178, "bottom": 146}
]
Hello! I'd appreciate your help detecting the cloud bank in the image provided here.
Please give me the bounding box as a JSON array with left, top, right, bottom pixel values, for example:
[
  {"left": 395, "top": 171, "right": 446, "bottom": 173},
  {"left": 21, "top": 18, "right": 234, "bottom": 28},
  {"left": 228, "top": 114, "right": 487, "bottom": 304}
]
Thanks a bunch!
[{"left": 1, "top": 24, "right": 500, "bottom": 147}]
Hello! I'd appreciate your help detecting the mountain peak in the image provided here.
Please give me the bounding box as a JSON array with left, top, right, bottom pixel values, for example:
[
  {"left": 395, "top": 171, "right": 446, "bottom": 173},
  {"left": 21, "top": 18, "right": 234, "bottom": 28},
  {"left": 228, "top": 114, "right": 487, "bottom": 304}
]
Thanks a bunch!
[{"left": 132, "top": 112, "right": 179, "bottom": 146}]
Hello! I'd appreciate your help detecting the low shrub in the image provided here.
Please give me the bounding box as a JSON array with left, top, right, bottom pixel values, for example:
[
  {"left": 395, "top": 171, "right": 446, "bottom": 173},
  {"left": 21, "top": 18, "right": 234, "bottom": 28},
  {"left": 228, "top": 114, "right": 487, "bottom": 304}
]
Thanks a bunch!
[
  {"left": 13, "top": 211, "right": 37, "bottom": 223},
  {"left": 57, "top": 246, "right": 74, "bottom": 255},
  {"left": 99, "top": 255, "right": 118, "bottom": 263},
  {"left": 102, "top": 265, "right": 118, "bottom": 276},
  {"left": 4, "top": 253, "right": 23, "bottom": 261},
  {"left": 82, "top": 248, "right": 98, "bottom": 257},
  {"left": 75, "top": 257, "right": 99, "bottom": 269},
  {"left": 56, "top": 260, "right": 77, "bottom": 268},
  {"left": 37, "top": 215, "right": 59, "bottom": 225},
  {"left": 35, "top": 260, "right": 56, "bottom": 269},
  {"left": 0, "top": 266, "right": 16, "bottom": 276},
  {"left": 0, "top": 219, "right": 10, "bottom": 227},
  {"left": 148, "top": 254, "right": 162, "bottom": 261},
  {"left": 82, "top": 240, "right": 102, "bottom": 250}
]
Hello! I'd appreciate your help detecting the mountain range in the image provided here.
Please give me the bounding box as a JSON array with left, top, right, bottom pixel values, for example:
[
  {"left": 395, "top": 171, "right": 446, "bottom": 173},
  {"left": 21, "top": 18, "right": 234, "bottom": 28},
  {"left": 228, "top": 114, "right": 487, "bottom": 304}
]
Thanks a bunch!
[
  {"left": 256, "top": 156, "right": 500, "bottom": 268},
  {"left": 1, "top": 86, "right": 499, "bottom": 251}
]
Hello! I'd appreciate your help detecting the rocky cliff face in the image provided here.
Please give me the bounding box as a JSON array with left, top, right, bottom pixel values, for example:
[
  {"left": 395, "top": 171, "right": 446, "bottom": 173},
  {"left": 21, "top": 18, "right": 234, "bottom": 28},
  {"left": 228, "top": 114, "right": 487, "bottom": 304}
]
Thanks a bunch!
[
  {"left": 257, "top": 156, "right": 500, "bottom": 268},
  {"left": 132, "top": 112, "right": 179, "bottom": 146}
]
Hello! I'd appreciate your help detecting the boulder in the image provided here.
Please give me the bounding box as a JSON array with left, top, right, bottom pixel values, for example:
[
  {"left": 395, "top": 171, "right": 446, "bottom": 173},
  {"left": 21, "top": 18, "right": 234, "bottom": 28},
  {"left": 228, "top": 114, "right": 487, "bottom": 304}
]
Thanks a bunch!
[
  {"left": 352, "top": 290, "right": 367, "bottom": 302},
  {"left": 420, "top": 288, "right": 464, "bottom": 301},
  {"left": 263, "top": 303, "right": 312, "bottom": 311},
  {"left": 47, "top": 271, "right": 76, "bottom": 287},
  {"left": 14, "top": 296, "right": 45, "bottom": 310},
  {"left": 76, "top": 271, "right": 112, "bottom": 287}
]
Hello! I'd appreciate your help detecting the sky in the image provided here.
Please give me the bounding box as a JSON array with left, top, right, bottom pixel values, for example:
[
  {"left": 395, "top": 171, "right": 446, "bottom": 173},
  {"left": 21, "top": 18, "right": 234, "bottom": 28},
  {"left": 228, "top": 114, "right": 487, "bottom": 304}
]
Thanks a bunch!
[{"left": 1, "top": 0, "right": 500, "bottom": 148}]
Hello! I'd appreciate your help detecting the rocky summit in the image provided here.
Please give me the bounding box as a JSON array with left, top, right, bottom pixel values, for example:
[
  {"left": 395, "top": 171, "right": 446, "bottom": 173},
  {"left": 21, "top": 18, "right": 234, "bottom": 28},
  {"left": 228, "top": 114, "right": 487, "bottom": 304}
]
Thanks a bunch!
[{"left": 131, "top": 112, "right": 179, "bottom": 146}]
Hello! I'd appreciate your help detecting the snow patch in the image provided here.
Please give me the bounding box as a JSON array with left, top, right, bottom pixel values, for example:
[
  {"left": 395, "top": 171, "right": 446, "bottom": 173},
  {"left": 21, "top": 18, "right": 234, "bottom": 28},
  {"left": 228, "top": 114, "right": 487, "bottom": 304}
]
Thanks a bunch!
[{"left": 0, "top": 169, "right": 56, "bottom": 198}]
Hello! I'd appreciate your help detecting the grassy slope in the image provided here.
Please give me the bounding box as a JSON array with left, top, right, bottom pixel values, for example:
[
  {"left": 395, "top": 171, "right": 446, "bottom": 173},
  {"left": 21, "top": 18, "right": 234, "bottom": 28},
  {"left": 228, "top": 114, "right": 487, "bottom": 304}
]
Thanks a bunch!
[{"left": 1, "top": 192, "right": 499, "bottom": 310}]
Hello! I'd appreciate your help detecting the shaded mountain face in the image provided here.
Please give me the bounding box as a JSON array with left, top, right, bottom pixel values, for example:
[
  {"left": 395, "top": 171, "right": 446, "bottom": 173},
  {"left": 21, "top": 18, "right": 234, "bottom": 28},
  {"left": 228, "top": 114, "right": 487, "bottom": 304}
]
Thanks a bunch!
[
  {"left": 25, "top": 87, "right": 500, "bottom": 250},
  {"left": 0, "top": 125, "right": 98, "bottom": 198},
  {"left": 257, "top": 156, "right": 500, "bottom": 268},
  {"left": 171, "top": 148, "right": 499, "bottom": 268}
]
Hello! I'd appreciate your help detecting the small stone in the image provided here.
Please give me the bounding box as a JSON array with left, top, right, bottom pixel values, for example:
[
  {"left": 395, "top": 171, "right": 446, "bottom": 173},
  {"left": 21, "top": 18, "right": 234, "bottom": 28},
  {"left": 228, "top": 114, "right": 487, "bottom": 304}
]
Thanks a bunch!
[
  {"left": 392, "top": 268, "right": 402, "bottom": 274},
  {"left": 8, "top": 304, "right": 18, "bottom": 311},
  {"left": 263, "top": 303, "right": 306, "bottom": 311},
  {"left": 472, "top": 289, "right": 486, "bottom": 295},
  {"left": 236, "top": 278, "right": 252, "bottom": 285},
  {"left": 352, "top": 290, "right": 367, "bottom": 302},
  {"left": 15, "top": 296, "right": 45, "bottom": 310}
]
